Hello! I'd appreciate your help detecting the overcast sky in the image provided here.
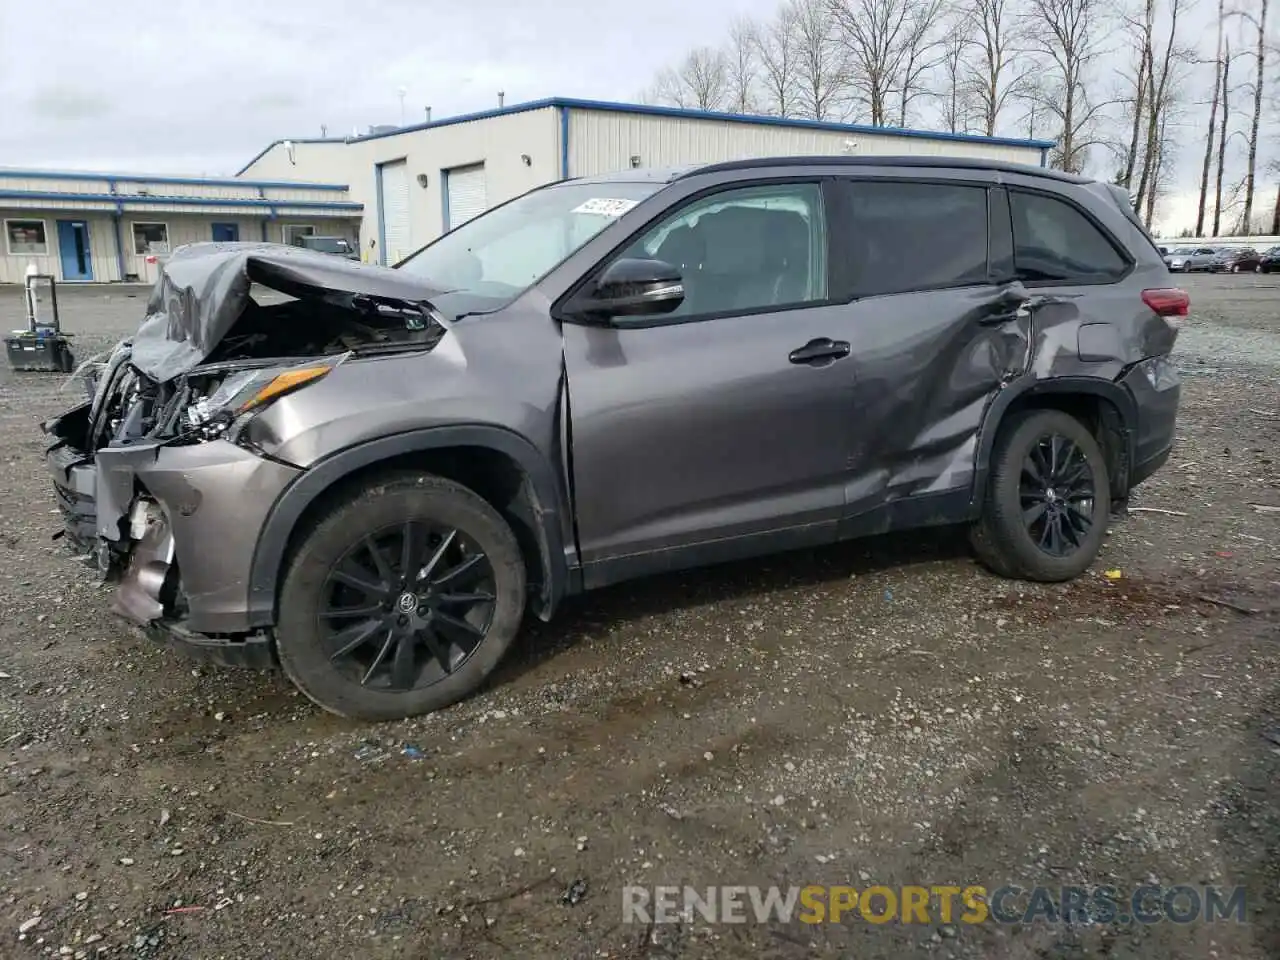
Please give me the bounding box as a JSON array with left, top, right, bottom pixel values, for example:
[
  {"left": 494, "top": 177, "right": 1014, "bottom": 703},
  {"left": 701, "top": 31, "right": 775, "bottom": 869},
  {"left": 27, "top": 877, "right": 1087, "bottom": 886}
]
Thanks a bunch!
[
  {"left": 0, "top": 0, "right": 779, "bottom": 174},
  {"left": 0, "top": 0, "right": 1272, "bottom": 233}
]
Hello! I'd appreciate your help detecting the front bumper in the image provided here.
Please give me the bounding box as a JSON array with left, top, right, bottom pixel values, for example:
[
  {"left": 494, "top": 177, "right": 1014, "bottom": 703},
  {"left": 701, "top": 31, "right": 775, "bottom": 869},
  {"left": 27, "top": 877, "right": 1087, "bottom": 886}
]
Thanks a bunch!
[{"left": 44, "top": 412, "right": 302, "bottom": 663}]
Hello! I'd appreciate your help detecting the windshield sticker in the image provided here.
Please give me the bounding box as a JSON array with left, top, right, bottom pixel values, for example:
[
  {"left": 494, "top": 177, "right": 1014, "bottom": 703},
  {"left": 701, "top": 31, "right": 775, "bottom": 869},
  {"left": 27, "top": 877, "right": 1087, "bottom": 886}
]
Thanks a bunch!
[{"left": 571, "top": 198, "right": 641, "bottom": 218}]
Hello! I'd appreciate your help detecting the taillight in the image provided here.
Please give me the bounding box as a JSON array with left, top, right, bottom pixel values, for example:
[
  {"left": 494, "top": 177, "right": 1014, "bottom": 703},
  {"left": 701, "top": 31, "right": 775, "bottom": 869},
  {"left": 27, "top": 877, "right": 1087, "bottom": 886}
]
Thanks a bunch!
[{"left": 1141, "top": 288, "right": 1190, "bottom": 317}]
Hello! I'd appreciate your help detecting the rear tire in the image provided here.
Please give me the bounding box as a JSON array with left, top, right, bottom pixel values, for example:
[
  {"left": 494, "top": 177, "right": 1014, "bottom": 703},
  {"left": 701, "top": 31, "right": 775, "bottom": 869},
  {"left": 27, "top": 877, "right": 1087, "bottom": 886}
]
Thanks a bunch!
[
  {"left": 276, "top": 472, "right": 526, "bottom": 721},
  {"left": 969, "top": 409, "right": 1111, "bottom": 582}
]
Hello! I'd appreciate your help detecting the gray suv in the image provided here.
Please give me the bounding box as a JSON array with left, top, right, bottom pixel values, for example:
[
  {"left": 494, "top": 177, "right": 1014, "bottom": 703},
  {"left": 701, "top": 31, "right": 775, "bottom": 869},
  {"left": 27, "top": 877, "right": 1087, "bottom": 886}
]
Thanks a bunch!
[{"left": 43, "top": 157, "right": 1186, "bottom": 721}]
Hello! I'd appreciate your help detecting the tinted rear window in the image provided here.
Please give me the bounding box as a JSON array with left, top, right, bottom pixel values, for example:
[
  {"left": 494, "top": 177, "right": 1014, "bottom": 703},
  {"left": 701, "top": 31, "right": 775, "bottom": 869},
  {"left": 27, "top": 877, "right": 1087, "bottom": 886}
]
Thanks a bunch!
[
  {"left": 846, "top": 180, "right": 989, "bottom": 296},
  {"left": 1010, "top": 190, "right": 1128, "bottom": 283}
]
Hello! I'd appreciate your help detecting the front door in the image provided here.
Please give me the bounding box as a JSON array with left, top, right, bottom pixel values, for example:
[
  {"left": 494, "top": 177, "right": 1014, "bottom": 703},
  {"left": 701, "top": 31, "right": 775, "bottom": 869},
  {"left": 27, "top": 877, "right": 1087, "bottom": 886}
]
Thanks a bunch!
[
  {"left": 56, "top": 220, "right": 93, "bottom": 281},
  {"left": 212, "top": 222, "right": 239, "bottom": 242},
  {"left": 562, "top": 180, "right": 858, "bottom": 586}
]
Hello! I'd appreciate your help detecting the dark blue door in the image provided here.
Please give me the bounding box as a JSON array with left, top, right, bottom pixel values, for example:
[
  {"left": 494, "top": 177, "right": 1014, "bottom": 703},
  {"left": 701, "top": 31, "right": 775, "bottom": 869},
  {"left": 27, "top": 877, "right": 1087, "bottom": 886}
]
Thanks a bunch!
[
  {"left": 56, "top": 220, "right": 93, "bottom": 281},
  {"left": 212, "top": 222, "right": 239, "bottom": 242}
]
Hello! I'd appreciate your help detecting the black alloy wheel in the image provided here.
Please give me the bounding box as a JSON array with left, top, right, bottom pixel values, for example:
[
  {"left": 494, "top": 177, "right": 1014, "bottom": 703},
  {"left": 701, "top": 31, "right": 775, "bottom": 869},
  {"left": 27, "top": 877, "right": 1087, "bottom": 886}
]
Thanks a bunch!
[
  {"left": 1018, "top": 433, "right": 1096, "bottom": 558},
  {"left": 320, "top": 522, "right": 496, "bottom": 691},
  {"left": 969, "top": 409, "right": 1111, "bottom": 582},
  {"left": 276, "top": 473, "right": 526, "bottom": 720}
]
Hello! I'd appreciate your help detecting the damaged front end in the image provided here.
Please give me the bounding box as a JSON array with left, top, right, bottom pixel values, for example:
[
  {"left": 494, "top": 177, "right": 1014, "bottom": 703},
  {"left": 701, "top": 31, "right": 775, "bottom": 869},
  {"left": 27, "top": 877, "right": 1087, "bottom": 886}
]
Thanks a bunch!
[{"left": 42, "top": 243, "right": 448, "bottom": 665}]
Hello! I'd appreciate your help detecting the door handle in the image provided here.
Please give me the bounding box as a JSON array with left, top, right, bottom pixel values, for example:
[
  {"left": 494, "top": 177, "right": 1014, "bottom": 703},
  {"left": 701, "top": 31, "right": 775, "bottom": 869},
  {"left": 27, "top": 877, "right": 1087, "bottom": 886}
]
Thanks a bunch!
[{"left": 789, "top": 337, "right": 851, "bottom": 366}]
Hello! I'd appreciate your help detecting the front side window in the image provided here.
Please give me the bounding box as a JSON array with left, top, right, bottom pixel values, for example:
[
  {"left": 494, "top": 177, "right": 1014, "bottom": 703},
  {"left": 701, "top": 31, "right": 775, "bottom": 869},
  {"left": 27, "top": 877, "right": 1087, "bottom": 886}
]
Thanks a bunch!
[
  {"left": 844, "top": 180, "right": 989, "bottom": 297},
  {"left": 396, "top": 180, "right": 662, "bottom": 315},
  {"left": 611, "top": 182, "right": 828, "bottom": 319},
  {"left": 133, "top": 222, "right": 170, "bottom": 256},
  {"left": 6, "top": 219, "right": 48, "bottom": 255},
  {"left": 1009, "top": 191, "right": 1128, "bottom": 283}
]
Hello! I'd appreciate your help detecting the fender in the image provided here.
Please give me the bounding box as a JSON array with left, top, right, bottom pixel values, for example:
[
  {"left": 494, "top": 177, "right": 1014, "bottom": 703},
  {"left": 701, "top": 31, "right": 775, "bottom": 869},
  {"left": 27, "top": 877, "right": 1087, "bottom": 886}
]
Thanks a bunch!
[
  {"left": 969, "top": 374, "right": 1139, "bottom": 511},
  {"left": 244, "top": 425, "right": 572, "bottom": 628}
]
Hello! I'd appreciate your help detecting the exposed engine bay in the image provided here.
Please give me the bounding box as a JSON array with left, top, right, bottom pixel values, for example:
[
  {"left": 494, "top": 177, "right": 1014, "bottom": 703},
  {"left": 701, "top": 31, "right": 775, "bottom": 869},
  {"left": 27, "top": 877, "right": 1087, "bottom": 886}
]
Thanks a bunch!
[
  {"left": 43, "top": 243, "right": 449, "bottom": 631},
  {"left": 74, "top": 293, "right": 445, "bottom": 457}
]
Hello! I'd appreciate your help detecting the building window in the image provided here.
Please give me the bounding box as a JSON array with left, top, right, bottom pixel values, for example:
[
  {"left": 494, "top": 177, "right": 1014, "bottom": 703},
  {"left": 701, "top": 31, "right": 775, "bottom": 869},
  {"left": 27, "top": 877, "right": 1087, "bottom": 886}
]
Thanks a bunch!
[
  {"left": 133, "top": 222, "right": 170, "bottom": 256},
  {"left": 5, "top": 219, "right": 49, "bottom": 256},
  {"left": 283, "top": 224, "right": 316, "bottom": 246}
]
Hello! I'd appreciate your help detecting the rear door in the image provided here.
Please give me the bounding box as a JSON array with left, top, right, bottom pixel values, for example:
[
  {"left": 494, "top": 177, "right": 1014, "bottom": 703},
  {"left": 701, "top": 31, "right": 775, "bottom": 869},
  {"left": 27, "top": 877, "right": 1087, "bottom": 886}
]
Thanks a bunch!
[
  {"left": 560, "top": 178, "right": 859, "bottom": 585},
  {"left": 822, "top": 175, "right": 1033, "bottom": 529}
]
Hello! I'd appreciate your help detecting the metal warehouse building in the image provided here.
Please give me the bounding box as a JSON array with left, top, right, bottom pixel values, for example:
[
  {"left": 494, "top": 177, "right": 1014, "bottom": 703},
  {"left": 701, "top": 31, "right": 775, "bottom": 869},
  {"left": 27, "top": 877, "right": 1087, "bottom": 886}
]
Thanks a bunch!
[
  {"left": 0, "top": 171, "right": 361, "bottom": 284},
  {"left": 238, "top": 97, "right": 1054, "bottom": 266}
]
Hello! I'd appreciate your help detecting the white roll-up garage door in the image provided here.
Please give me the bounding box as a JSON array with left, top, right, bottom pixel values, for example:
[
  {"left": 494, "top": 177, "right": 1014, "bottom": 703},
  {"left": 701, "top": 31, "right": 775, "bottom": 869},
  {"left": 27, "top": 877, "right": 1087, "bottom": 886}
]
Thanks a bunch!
[
  {"left": 378, "top": 159, "right": 411, "bottom": 265},
  {"left": 445, "top": 163, "right": 487, "bottom": 231}
]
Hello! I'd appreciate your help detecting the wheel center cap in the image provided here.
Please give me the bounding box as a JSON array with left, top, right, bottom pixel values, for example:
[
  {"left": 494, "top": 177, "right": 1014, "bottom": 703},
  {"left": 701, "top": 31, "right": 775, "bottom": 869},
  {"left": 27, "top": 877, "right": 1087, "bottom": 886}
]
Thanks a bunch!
[
  {"left": 1045, "top": 487, "right": 1058, "bottom": 502},
  {"left": 396, "top": 592, "right": 419, "bottom": 613}
]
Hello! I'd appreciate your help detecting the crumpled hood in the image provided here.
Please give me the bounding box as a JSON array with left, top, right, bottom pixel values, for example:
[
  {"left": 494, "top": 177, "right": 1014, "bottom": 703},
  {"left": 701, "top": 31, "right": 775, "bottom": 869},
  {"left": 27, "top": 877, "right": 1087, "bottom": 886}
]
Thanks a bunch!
[{"left": 131, "top": 242, "right": 446, "bottom": 382}]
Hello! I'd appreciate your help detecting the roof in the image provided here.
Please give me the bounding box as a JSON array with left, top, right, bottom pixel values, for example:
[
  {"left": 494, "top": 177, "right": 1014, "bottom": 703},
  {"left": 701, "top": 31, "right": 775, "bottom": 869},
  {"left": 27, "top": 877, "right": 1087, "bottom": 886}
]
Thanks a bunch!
[
  {"left": 0, "top": 166, "right": 349, "bottom": 191},
  {"left": 244, "top": 96, "right": 1056, "bottom": 162},
  {"left": 233, "top": 137, "right": 351, "bottom": 177},
  {"left": 569, "top": 164, "right": 703, "bottom": 184}
]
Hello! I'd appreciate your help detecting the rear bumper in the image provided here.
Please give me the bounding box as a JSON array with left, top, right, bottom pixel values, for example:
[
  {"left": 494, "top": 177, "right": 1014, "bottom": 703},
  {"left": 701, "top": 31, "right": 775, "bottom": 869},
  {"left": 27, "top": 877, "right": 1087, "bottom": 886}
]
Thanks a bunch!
[{"left": 1119, "top": 361, "right": 1180, "bottom": 489}]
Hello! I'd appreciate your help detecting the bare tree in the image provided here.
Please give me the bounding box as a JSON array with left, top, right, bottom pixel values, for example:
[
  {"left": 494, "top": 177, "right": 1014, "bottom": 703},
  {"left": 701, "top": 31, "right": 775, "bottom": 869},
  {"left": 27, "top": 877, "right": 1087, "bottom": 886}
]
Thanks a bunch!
[
  {"left": 757, "top": 6, "right": 800, "bottom": 116},
  {"left": 1231, "top": 0, "right": 1270, "bottom": 231},
  {"left": 650, "top": 47, "right": 731, "bottom": 111},
  {"left": 725, "top": 18, "right": 761, "bottom": 114},
  {"left": 937, "top": 13, "right": 978, "bottom": 132},
  {"left": 1195, "top": 0, "right": 1226, "bottom": 235},
  {"left": 966, "top": 0, "right": 1031, "bottom": 136},
  {"left": 1133, "top": 0, "right": 1187, "bottom": 219},
  {"left": 1024, "top": 0, "right": 1109, "bottom": 172},
  {"left": 896, "top": 0, "right": 948, "bottom": 125},
  {"left": 1214, "top": 36, "right": 1233, "bottom": 235},
  {"left": 830, "top": 0, "right": 918, "bottom": 125},
  {"left": 1116, "top": 1, "right": 1152, "bottom": 191},
  {"left": 790, "top": 0, "right": 847, "bottom": 119}
]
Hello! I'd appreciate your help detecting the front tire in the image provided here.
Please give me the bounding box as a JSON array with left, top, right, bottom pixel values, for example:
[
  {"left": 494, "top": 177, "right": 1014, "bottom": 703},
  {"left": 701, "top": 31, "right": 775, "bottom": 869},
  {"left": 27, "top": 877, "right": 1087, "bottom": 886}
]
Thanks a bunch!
[
  {"left": 969, "top": 409, "right": 1111, "bottom": 582},
  {"left": 276, "top": 473, "right": 527, "bottom": 721}
]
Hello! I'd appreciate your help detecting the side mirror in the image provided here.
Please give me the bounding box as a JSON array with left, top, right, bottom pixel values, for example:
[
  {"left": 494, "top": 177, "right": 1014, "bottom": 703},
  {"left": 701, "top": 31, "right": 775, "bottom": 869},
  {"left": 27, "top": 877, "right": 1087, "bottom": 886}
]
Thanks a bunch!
[{"left": 573, "top": 257, "right": 685, "bottom": 321}]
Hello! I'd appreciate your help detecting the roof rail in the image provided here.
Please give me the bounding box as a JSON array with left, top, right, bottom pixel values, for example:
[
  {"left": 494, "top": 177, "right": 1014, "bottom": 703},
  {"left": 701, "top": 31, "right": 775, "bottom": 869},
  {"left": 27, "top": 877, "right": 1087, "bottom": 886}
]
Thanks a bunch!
[{"left": 677, "top": 155, "right": 1089, "bottom": 184}]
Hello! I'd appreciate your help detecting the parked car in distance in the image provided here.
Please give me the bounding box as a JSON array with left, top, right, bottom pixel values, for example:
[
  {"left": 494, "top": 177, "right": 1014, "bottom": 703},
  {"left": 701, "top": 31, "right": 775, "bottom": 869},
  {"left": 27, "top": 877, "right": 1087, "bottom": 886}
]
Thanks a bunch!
[
  {"left": 295, "top": 235, "right": 360, "bottom": 260},
  {"left": 42, "top": 156, "right": 1187, "bottom": 721},
  {"left": 1165, "top": 246, "right": 1222, "bottom": 272},
  {"left": 1214, "top": 247, "right": 1261, "bottom": 273},
  {"left": 1255, "top": 245, "right": 1280, "bottom": 273}
]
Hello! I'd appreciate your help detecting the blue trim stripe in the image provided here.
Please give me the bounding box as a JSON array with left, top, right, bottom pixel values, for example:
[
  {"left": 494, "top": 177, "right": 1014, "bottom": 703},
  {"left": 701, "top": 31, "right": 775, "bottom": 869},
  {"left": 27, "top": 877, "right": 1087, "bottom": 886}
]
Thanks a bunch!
[
  {"left": 112, "top": 215, "right": 126, "bottom": 280},
  {"left": 0, "top": 190, "right": 361, "bottom": 210},
  {"left": 0, "top": 167, "right": 349, "bottom": 191},
  {"left": 344, "top": 96, "right": 1056, "bottom": 151},
  {"left": 440, "top": 167, "right": 451, "bottom": 234},
  {"left": 375, "top": 162, "right": 389, "bottom": 265}
]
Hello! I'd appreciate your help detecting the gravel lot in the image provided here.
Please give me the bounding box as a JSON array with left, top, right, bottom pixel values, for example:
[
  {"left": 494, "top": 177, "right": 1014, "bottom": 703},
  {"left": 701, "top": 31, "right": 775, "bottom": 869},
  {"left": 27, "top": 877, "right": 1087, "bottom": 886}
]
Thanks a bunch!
[{"left": 0, "top": 274, "right": 1277, "bottom": 959}]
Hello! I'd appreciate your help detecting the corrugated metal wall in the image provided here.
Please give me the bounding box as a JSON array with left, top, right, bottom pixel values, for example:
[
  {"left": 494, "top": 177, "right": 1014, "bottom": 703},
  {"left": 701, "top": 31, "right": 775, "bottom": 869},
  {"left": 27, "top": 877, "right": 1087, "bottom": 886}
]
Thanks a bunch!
[
  {"left": 345, "top": 106, "right": 561, "bottom": 257},
  {"left": 0, "top": 213, "right": 118, "bottom": 284},
  {"left": 566, "top": 110, "right": 1043, "bottom": 177}
]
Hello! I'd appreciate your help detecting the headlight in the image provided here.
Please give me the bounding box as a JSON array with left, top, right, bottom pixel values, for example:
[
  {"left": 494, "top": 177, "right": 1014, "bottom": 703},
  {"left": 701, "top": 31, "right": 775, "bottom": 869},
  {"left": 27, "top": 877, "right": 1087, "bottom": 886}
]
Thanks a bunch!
[
  {"left": 187, "top": 359, "right": 339, "bottom": 433},
  {"left": 1137, "top": 355, "right": 1180, "bottom": 392}
]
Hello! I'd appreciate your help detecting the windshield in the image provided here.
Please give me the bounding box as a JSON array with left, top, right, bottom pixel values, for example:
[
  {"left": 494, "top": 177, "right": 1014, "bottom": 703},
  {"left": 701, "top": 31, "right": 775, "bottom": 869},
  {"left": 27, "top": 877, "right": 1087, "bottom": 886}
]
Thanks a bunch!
[
  {"left": 1171, "top": 247, "right": 1196, "bottom": 255},
  {"left": 394, "top": 180, "right": 662, "bottom": 315}
]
